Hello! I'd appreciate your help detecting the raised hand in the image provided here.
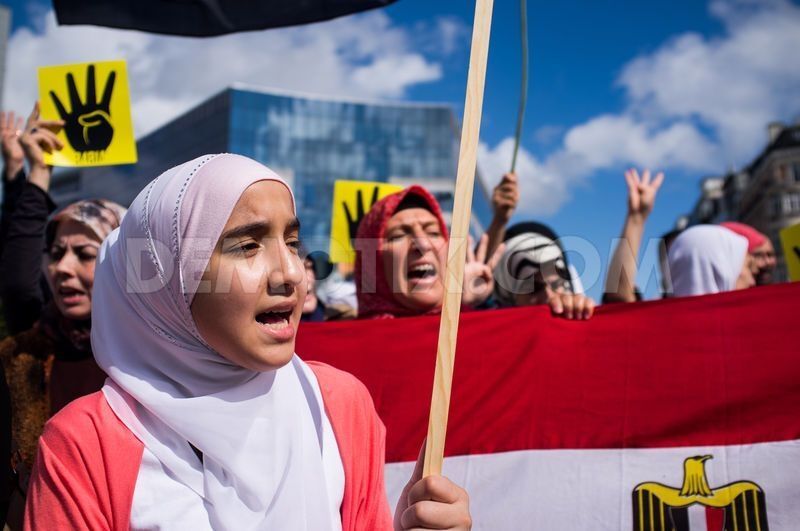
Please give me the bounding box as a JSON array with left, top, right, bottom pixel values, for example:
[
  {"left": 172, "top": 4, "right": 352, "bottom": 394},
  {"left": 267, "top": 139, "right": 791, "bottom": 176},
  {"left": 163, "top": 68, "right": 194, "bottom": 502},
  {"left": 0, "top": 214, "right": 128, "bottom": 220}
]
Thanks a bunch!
[
  {"left": 0, "top": 110, "right": 25, "bottom": 179},
  {"left": 50, "top": 64, "right": 115, "bottom": 152},
  {"left": 18, "top": 103, "right": 65, "bottom": 167},
  {"left": 343, "top": 185, "right": 380, "bottom": 243},
  {"left": 624, "top": 168, "right": 664, "bottom": 220},
  {"left": 462, "top": 234, "right": 505, "bottom": 308},
  {"left": 491, "top": 172, "right": 519, "bottom": 223},
  {"left": 18, "top": 102, "right": 64, "bottom": 191},
  {"left": 394, "top": 443, "right": 471, "bottom": 530}
]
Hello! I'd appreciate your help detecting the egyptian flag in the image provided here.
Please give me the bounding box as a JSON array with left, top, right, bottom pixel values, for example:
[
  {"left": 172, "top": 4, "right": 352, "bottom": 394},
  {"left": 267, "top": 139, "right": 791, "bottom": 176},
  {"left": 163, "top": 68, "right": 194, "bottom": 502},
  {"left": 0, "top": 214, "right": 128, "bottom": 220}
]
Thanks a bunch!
[
  {"left": 53, "top": 0, "right": 398, "bottom": 37},
  {"left": 299, "top": 282, "right": 800, "bottom": 530}
]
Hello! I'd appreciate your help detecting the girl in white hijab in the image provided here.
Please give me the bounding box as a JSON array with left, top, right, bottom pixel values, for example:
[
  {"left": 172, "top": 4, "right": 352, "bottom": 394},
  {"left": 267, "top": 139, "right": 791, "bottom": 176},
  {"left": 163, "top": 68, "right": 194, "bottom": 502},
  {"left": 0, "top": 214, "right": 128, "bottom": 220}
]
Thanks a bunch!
[
  {"left": 23, "top": 154, "right": 471, "bottom": 531},
  {"left": 667, "top": 225, "right": 755, "bottom": 297}
]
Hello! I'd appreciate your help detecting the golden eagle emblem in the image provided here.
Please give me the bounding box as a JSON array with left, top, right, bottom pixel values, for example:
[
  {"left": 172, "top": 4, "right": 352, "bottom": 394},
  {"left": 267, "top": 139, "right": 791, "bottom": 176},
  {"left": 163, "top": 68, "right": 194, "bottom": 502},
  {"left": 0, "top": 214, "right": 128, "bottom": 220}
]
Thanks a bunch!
[{"left": 633, "top": 455, "right": 768, "bottom": 530}]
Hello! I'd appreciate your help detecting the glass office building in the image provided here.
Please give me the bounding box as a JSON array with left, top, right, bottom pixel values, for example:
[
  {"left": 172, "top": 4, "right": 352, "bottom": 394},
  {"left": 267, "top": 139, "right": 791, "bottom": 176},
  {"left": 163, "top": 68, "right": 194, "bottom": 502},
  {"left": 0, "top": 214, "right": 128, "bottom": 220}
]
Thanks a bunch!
[{"left": 58, "top": 85, "right": 493, "bottom": 242}]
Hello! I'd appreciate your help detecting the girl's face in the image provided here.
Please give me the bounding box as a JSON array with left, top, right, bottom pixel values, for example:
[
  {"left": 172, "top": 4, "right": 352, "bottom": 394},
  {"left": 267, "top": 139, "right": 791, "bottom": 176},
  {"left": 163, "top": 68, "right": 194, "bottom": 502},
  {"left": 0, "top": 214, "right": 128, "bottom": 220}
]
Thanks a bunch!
[
  {"left": 191, "top": 180, "right": 306, "bottom": 372},
  {"left": 46, "top": 219, "right": 100, "bottom": 320},
  {"left": 511, "top": 269, "right": 568, "bottom": 307},
  {"left": 381, "top": 207, "right": 447, "bottom": 312}
]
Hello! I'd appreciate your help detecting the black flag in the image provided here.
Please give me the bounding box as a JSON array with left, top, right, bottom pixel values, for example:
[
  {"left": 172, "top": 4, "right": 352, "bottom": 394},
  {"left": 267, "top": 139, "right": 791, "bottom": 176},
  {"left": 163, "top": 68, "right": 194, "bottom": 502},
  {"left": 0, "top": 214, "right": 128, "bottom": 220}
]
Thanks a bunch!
[{"left": 53, "top": 0, "right": 399, "bottom": 37}]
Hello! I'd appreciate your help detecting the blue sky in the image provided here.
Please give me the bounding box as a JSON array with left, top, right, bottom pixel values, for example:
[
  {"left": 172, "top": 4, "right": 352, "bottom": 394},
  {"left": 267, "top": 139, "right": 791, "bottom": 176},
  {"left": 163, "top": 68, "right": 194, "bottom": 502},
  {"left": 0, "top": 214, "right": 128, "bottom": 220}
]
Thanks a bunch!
[
  {"left": 382, "top": 0, "right": 800, "bottom": 299},
  {"left": 3, "top": 0, "right": 799, "bottom": 300}
]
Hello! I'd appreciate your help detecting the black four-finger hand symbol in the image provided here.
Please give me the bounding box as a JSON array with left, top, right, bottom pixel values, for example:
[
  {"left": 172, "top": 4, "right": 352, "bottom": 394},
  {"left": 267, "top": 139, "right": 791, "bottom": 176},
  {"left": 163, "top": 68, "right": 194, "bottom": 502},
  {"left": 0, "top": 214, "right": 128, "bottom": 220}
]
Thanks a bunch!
[
  {"left": 343, "top": 186, "right": 380, "bottom": 244},
  {"left": 50, "top": 64, "right": 115, "bottom": 152}
]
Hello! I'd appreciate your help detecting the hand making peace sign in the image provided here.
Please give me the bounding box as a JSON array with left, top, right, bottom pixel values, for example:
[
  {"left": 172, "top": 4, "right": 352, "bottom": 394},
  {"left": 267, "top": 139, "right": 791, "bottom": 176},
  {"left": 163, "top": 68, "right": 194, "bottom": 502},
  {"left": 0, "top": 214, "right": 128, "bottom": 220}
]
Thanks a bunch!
[{"left": 462, "top": 234, "right": 505, "bottom": 308}]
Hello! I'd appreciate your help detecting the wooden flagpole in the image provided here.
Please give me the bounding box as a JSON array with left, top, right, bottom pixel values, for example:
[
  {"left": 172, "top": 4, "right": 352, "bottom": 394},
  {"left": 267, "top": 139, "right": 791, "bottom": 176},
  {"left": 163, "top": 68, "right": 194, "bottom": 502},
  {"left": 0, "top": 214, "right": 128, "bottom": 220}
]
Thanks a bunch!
[{"left": 423, "top": 0, "right": 494, "bottom": 478}]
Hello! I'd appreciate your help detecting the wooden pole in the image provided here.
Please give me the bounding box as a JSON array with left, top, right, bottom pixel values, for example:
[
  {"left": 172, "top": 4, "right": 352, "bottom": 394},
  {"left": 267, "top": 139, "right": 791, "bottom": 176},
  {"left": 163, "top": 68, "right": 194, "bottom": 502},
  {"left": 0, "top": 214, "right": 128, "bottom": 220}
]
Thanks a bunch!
[{"left": 423, "top": 0, "right": 494, "bottom": 478}]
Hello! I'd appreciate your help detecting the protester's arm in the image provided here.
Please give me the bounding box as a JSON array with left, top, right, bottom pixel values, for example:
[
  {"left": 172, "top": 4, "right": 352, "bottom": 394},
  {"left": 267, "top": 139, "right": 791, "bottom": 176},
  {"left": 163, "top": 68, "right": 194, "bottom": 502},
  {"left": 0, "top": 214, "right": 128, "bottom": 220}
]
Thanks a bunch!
[
  {"left": 1, "top": 112, "right": 28, "bottom": 256},
  {"left": 0, "top": 181, "right": 58, "bottom": 334},
  {"left": 485, "top": 173, "right": 519, "bottom": 260},
  {"left": 24, "top": 409, "right": 114, "bottom": 531},
  {"left": 0, "top": 105, "right": 63, "bottom": 334},
  {"left": 25, "top": 436, "right": 106, "bottom": 531},
  {"left": 1, "top": 168, "right": 27, "bottom": 258},
  {"left": 603, "top": 169, "right": 664, "bottom": 304}
]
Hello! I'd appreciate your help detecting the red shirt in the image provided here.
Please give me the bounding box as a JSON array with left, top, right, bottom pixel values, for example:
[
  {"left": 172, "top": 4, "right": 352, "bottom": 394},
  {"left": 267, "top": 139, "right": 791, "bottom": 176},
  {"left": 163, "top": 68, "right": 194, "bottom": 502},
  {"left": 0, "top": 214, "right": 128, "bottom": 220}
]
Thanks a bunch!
[{"left": 24, "top": 362, "right": 393, "bottom": 531}]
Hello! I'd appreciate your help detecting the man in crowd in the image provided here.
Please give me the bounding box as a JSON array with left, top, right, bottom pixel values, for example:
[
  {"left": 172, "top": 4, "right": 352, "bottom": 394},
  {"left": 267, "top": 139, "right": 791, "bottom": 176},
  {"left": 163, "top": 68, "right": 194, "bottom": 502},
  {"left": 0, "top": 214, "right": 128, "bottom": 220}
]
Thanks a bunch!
[{"left": 721, "top": 222, "right": 776, "bottom": 286}]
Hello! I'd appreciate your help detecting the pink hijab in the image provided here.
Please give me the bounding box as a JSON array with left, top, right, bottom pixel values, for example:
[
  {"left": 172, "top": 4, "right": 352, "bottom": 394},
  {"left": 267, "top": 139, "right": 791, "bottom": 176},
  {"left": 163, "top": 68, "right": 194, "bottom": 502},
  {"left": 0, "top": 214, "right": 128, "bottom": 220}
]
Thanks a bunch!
[
  {"left": 720, "top": 222, "right": 767, "bottom": 253},
  {"left": 91, "top": 154, "right": 342, "bottom": 530}
]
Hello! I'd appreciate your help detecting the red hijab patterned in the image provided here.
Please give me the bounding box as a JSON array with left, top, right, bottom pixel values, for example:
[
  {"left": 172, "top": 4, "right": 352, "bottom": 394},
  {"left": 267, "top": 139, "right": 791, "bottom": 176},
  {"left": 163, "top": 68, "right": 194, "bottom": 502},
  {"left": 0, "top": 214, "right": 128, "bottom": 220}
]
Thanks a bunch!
[
  {"left": 355, "top": 185, "right": 448, "bottom": 319},
  {"left": 720, "top": 222, "right": 767, "bottom": 253}
]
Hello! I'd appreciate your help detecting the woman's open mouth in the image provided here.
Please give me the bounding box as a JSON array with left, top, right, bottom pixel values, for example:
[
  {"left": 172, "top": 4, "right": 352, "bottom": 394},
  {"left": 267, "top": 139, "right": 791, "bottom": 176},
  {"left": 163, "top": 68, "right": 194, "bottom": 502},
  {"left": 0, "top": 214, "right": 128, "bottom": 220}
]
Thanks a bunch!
[
  {"left": 255, "top": 309, "right": 295, "bottom": 341},
  {"left": 407, "top": 263, "right": 437, "bottom": 286}
]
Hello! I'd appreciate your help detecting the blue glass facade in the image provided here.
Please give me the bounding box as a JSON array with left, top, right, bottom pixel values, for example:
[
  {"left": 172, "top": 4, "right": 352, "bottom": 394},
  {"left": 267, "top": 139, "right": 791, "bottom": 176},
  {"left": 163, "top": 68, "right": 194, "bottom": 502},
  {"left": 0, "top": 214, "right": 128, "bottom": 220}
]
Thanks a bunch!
[
  {"left": 227, "top": 87, "right": 466, "bottom": 239},
  {"left": 58, "top": 86, "right": 493, "bottom": 242}
]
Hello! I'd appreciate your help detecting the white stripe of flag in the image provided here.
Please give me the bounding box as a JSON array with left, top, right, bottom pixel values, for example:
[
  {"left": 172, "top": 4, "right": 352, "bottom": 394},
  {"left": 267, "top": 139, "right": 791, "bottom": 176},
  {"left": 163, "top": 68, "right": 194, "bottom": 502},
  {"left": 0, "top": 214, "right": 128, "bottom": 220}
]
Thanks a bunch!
[{"left": 385, "top": 440, "right": 797, "bottom": 530}]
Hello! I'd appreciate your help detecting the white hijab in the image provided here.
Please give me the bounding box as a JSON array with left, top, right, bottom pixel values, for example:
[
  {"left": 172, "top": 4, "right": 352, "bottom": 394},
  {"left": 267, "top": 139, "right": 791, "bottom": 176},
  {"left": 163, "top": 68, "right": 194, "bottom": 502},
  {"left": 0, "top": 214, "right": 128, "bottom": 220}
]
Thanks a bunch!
[
  {"left": 493, "top": 231, "right": 573, "bottom": 306},
  {"left": 91, "top": 154, "right": 341, "bottom": 530},
  {"left": 667, "top": 225, "right": 749, "bottom": 297}
]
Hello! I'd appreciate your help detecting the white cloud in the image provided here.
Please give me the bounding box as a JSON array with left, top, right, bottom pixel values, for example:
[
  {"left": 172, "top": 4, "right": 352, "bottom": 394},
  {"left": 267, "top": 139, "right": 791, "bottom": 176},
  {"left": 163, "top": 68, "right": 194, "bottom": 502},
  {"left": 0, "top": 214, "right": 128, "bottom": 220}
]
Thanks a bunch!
[
  {"left": 351, "top": 55, "right": 440, "bottom": 97},
  {"left": 561, "top": 115, "right": 719, "bottom": 171},
  {"left": 482, "top": 0, "right": 800, "bottom": 217},
  {"left": 618, "top": 0, "right": 800, "bottom": 161},
  {"left": 434, "top": 17, "right": 468, "bottom": 56},
  {"left": 4, "top": 10, "right": 449, "bottom": 136}
]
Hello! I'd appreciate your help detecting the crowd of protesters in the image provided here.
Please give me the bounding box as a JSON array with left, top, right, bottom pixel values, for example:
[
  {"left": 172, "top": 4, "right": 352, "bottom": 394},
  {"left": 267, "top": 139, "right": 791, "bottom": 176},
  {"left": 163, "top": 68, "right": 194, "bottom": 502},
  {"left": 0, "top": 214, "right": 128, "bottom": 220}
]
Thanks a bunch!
[{"left": 0, "top": 101, "right": 781, "bottom": 530}]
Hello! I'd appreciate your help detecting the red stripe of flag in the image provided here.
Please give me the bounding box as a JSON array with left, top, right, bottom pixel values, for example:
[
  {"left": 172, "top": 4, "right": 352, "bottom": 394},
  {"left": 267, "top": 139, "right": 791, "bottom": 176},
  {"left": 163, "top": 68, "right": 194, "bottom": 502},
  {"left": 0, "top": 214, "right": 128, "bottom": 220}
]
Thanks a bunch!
[
  {"left": 706, "top": 507, "right": 725, "bottom": 531},
  {"left": 300, "top": 283, "right": 800, "bottom": 462}
]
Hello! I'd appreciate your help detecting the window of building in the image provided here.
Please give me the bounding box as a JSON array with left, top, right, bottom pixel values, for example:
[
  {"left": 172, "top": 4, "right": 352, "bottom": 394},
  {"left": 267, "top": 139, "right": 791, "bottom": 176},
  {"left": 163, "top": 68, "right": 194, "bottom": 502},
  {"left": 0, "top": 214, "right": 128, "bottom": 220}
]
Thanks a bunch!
[
  {"left": 782, "top": 193, "right": 800, "bottom": 215},
  {"left": 792, "top": 162, "right": 800, "bottom": 183}
]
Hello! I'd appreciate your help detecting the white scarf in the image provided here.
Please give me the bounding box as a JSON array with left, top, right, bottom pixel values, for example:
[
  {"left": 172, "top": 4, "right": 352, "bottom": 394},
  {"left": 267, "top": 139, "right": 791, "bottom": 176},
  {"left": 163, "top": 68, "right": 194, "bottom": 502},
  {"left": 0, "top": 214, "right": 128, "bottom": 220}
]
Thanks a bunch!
[
  {"left": 493, "top": 231, "right": 572, "bottom": 306},
  {"left": 667, "top": 225, "right": 749, "bottom": 297},
  {"left": 91, "top": 154, "right": 341, "bottom": 530}
]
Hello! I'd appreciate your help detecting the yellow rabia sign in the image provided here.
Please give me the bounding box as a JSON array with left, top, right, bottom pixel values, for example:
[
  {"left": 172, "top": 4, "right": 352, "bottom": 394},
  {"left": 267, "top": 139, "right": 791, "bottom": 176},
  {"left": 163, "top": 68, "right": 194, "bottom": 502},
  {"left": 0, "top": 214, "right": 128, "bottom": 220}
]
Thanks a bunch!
[
  {"left": 779, "top": 223, "right": 800, "bottom": 281},
  {"left": 329, "top": 180, "right": 403, "bottom": 264},
  {"left": 38, "top": 60, "right": 137, "bottom": 167}
]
